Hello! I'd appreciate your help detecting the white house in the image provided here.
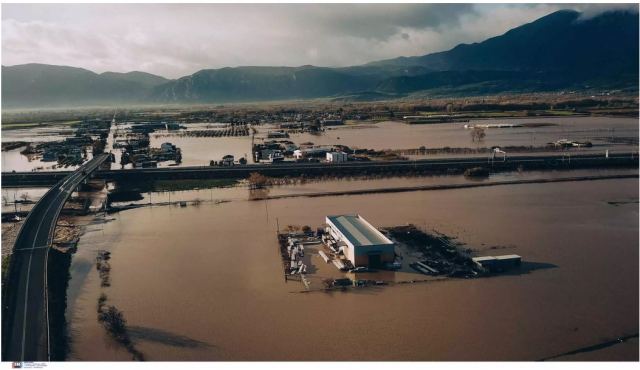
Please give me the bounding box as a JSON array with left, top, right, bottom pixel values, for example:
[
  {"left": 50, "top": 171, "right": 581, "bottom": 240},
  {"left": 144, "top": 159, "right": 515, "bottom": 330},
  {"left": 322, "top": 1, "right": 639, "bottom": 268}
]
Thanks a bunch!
[{"left": 326, "top": 151, "right": 348, "bottom": 163}]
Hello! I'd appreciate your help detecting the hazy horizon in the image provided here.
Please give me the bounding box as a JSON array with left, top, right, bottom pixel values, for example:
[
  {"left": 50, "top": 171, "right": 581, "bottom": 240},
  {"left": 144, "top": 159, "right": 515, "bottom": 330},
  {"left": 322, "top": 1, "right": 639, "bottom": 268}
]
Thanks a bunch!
[{"left": 3, "top": 3, "right": 636, "bottom": 79}]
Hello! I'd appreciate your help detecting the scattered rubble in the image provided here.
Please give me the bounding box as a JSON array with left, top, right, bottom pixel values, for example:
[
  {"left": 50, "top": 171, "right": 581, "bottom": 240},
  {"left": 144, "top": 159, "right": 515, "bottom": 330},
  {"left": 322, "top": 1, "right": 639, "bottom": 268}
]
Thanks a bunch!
[{"left": 385, "top": 225, "right": 479, "bottom": 278}]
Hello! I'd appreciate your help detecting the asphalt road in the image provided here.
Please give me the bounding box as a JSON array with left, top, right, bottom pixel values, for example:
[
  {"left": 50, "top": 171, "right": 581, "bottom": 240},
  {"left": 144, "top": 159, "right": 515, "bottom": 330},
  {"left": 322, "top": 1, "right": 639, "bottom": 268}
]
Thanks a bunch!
[
  {"left": 2, "top": 152, "right": 637, "bottom": 187},
  {"left": 2, "top": 153, "right": 108, "bottom": 361},
  {"left": 107, "top": 151, "right": 634, "bottom": 173}
]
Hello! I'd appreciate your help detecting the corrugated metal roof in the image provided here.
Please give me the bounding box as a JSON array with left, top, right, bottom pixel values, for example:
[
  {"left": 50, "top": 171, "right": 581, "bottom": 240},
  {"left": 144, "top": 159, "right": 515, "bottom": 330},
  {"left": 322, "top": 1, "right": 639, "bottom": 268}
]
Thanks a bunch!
[
  {"left": 494, "top": 254, "right": 522, "bottom": 260},
  {"left": 472, "top": 256, "right": 497, "bottom": 262},
  {"left": 327, "top": 214, "right": 391, "bottom": 247}
]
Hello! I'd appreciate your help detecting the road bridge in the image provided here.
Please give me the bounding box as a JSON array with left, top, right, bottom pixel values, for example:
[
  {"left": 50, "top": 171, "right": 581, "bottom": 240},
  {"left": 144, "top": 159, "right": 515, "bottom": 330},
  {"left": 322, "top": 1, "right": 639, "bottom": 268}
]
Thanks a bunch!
[{"left": 2, "top": 153, "right": 109, "bottom": 361}]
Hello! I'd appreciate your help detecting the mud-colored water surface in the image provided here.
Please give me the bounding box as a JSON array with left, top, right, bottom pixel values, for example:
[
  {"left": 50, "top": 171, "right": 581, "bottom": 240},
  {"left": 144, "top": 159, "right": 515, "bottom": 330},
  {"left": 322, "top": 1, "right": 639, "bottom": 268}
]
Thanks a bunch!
[
  {"left": 65, "top": 177, "right": 638, "bottom": 361},
  {"left": 6, "top": 116, "right": 635, "bottom": 172}
]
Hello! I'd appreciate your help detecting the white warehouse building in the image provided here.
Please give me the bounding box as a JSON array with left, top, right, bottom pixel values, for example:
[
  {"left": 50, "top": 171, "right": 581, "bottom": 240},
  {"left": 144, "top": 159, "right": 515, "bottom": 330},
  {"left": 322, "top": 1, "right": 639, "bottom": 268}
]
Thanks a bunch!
[{"left": 325, "top": 214, "right": 395, "bottom": 267}]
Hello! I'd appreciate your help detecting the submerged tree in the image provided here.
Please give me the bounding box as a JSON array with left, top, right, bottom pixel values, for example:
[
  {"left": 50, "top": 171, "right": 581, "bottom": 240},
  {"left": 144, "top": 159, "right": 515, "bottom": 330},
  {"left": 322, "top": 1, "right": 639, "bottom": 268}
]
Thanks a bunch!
[
  {"left": 247, "top": 172, "right": 269, "bottom": 189},
  {"left": 470, "top": 127, "right": 486, "bottom": 142},
  {"left": 98, "top": 305, "right": 127, "bottom": 336}
]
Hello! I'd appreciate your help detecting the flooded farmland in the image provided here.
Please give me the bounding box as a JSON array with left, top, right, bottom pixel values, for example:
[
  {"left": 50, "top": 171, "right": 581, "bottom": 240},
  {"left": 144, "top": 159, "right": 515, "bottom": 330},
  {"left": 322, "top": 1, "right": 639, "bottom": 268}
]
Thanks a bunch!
[
  {"left": 288, "top": 117, "right": 639, "bottom": 154},
  {"left": 64, "top": 176, "right": 638, "bottom": 361},
  {"left": 2, "top": 116, "right": 638, "bottom": 172},
  {"left": 149, "top": 135, "right": 251, "bottom": 167}
]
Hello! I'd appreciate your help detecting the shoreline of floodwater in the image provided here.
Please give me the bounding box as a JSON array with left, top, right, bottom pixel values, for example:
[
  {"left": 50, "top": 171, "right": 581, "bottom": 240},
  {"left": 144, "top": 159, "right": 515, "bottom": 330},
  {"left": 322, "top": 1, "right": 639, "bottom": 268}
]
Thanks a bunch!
[{"left": 249, "top": 173, "right": 639, "bottom": 201}]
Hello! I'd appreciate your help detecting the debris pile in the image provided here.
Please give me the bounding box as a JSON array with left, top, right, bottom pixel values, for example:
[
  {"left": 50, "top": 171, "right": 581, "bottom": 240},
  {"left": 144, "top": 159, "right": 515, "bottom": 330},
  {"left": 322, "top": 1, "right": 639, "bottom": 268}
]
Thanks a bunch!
[
  {"left": 385, "top": 225, "right": 479, "bottom": 278},
  {"left": 52, "top": 220, "right": 81, "bottom": 250}
]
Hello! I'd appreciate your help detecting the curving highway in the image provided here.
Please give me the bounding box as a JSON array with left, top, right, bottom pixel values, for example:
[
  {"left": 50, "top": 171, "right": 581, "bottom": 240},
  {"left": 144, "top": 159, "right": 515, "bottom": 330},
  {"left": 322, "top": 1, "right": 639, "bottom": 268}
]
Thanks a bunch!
[{"left": 2, "top": 153, "right": 109, "bottom": 361}]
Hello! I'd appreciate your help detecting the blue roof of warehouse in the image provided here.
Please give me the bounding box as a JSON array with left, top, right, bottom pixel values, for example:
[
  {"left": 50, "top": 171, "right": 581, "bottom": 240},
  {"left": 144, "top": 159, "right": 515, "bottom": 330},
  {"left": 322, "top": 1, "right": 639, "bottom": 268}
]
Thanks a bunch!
[{"left": 327, "top": 215, "right": 391, "bottom": 247}]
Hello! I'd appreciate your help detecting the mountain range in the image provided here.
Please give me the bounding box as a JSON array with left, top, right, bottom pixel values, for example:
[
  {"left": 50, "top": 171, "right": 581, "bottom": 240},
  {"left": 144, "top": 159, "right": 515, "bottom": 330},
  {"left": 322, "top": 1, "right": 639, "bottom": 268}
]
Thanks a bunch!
[{"left": 2, "top": 9, "right": 638, "bottom": 108}]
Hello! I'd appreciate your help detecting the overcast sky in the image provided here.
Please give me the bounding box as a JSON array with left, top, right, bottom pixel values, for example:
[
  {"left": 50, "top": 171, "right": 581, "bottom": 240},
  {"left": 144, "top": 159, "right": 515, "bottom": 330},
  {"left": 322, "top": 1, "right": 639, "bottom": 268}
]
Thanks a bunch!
[{"left": 2, "top": 3, "right": 636, "bottom": 78}]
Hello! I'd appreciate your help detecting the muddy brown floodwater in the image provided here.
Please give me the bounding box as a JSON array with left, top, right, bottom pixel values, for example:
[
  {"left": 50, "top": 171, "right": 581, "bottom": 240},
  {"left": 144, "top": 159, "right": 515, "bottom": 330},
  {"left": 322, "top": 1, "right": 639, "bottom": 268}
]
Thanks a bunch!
[
  {"left": 66, "top": 177, "right": 638, "bottom": 361},
  {"left": 3, "top": 116, "right": 638, "bottom": 171},
  {"left": 290, "top": 117, "right": 639, "bottom": 153}
]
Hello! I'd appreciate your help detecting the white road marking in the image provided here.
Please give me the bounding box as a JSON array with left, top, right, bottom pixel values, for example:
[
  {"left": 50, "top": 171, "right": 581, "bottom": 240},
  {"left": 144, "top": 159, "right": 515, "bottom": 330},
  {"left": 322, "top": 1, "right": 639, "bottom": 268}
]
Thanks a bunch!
[
  {"left": 14, "top": 246, "right": 50, "bottom": 251},
  {"left": 20, "top": 182, "right": 67, "bottom": 360},
  {"left": 18, "top": 156, "right": 106, "bottom": 360}
]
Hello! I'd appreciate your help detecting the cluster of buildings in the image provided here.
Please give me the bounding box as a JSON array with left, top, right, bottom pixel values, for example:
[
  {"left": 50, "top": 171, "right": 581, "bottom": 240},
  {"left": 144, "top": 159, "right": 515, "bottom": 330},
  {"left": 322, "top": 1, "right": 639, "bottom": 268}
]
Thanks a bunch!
[
  {"left": 113, "top": 121, "right": 183, "bottom": 168},
  {"left": 210, "top": 154, "right": 248, "bottom": 166},
  {"left": 120, "top": 141, "right": 182, "bottom": 168},
  {"left": 38, "top": 135, "right": 92, "bottom": 165},
  {"left": 147, "top": 142, "right": 182, "bottom": 164},
  {"left": 253, "top": 140, "right": 348, "bottom": 164},
  {"left": 254, "top": 142, "right": 286, "bottom": 163},
  {"left": 23, "top": 119, "right": 112, "bottom": 167},
  {"left": 113, "top": 132, "right": 150, "bottom": 150},
  {"left": 322, "top": 214, "right": 521, "bottom": 275},
  {"left": 292, "top": 147, "right": 348, "bottom": 163}
]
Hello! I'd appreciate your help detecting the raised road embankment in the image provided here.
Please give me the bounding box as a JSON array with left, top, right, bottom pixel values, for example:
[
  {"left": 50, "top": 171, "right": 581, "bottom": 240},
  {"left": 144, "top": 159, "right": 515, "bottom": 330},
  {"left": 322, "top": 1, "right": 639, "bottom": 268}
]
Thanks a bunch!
[
  {"left": 249, "top": 174, "right": 639, "bottom": 201},
  {"left": 2, "top": 154, "right": 109, "bottom": 361},
  {"left": 2, "top": 152, "right": 638, "bottom": 187}
]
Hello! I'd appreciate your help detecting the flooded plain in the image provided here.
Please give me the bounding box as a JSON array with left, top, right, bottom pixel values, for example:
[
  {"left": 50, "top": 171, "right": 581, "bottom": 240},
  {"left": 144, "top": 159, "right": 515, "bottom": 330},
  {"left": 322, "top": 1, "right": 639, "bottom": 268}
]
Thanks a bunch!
[
  {"left": 289, "top": 117, "right": 639, "bottom": 152},
  {"left": 2, "top": 116, "right": 637, "bottom": 171},
  {"left": 106, "top": 167, "right": 639, "bottom": 206},
  {"left": 149, "top": 135, "right": 251, "bottom": 167},
  {"left": 65, "top": 177, "right": 638, "bottom": 361}
]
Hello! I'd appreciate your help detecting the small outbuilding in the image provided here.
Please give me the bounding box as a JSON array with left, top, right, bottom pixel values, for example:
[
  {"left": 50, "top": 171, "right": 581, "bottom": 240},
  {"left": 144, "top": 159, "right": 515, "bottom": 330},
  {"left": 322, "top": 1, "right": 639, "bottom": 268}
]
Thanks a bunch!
[
  {"left": 221, "top": 154, "right": 235, "bottom": 166},
  {"left": 472, "top": 254, "right": 521, "bottom": 272},
  {"left": 326, "top": 151, "right": 348, "bottom": 163}
]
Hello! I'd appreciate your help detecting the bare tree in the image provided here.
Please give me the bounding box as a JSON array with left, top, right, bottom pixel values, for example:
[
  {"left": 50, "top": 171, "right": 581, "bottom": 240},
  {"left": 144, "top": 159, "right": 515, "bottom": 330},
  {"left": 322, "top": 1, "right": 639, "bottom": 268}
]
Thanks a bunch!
[{"left": 247, "top": 172, "right": 269, "bottom": 189}]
